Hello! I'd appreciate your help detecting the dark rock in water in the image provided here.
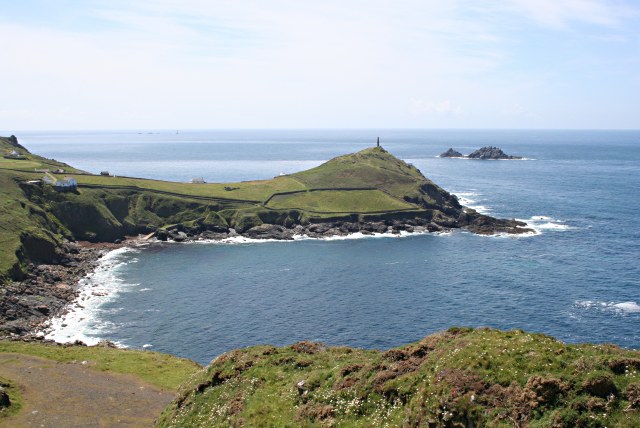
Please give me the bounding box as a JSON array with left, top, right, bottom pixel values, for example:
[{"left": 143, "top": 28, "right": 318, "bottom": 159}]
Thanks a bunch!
[
  {"left": 467, "top": 146, "right": 522, "bottom": 160},
  {"left": 156, "top": 230, "right": 169, "bottom": 241},
  {"left": 172, "top": 231, "right": 188, "bottom": 242},
  {"left": 439, "top": 148, "right": 464, "bottom": 158},
  {"left": 462, "top": 213, "right": 531, "bottom": 235}
]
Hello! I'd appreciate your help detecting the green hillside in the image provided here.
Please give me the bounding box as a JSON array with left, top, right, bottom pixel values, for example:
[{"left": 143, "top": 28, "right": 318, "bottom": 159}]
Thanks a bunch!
[
  {"left": 157, "top": 328, "right": 640, "bottom": 427},
  {"left": 0, "top": 136, "right": 524, "bottom": 281}
]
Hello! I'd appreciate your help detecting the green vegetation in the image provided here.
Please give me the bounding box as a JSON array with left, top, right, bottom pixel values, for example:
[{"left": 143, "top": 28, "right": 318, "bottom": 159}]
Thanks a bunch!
[
  {"left": 0, "top": 376, "right": 22, "bottom": 420},
  {"left": 0, "top": 340, "right": 201, "bottom": 391},
  {"left": 266, "top": 189, "right": 415, "bottom": 213},
  {"left": 0, "top": 137, "right": 463, "bottom": 281},
  {"left": 157, "top": 328, "right": 640, "bottom": 427}
]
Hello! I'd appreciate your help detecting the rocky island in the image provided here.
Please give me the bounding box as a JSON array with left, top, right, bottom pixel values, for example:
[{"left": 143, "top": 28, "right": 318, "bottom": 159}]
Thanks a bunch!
[
  {"left": 468, "top": 146, "right": 523, "bottom": 160},
  {"left": 440, "top": 146, "right": 523, "bottom": 159},
  {"left": 438, "top": 148, "right": 464, "bottom": 158}
]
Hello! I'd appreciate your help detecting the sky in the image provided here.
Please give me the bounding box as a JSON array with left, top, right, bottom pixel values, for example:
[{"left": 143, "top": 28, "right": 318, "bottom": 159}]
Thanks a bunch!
[{"left": 1, "top": 0, "right": 639, "bottom": 130}]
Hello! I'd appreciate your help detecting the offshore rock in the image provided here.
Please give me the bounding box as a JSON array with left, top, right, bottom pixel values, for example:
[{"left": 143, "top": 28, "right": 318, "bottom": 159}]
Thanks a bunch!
[
  {"left": 467, "top": 146, "right": 522, "bottom": 160},
  {"left": 439, "top": 148, "right": 464, "bottom": 158}
]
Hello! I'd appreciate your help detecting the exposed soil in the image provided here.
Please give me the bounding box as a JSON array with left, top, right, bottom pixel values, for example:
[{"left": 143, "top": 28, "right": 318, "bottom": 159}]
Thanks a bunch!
[{"left": 0, "top": 353, "right": 174, "bottom": 427}]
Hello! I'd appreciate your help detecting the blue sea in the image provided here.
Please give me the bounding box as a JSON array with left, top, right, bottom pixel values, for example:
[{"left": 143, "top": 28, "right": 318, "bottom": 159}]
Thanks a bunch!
[{"left": 14, "top": 129, "right": 640, "bottom": 365}]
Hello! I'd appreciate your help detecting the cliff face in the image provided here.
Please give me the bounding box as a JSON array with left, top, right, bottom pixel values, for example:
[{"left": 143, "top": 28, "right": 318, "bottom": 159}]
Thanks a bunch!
[{"left": 0, "top": 139, "right": 530, "bottom": 281}]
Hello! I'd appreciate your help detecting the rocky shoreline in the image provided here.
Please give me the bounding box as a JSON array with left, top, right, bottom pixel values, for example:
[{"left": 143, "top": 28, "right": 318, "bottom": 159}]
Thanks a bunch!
[
  {"left": 158, "top": 211, "right": 532, "bottom": 242},
  {"left": 0, "top": 241, "right": 128, "bottom": 337},
  {"left": 1, "top": 214, "right": 531, "bottom": 341}
]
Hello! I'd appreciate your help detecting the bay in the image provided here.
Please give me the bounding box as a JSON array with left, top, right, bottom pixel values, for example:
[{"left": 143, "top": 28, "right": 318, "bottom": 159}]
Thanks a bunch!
[{"left": 18, "top": 129, "right": 640, "bottom": 365}]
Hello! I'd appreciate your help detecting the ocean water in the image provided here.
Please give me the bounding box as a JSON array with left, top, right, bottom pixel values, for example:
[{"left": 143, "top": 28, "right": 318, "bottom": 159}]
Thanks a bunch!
[{"left": 17, "top": 129, "right": 640, "bottom": 365}]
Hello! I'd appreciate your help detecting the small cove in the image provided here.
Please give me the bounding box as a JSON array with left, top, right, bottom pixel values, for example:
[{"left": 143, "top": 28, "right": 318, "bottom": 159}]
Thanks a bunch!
[{"left": 25, "top": 129, "right": 639, "bottom": 365}]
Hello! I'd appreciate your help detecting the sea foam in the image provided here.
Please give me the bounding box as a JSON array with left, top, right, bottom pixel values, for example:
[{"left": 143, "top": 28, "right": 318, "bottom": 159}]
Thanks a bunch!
[
  {"left": 453, "top": 191, "right": 492, "bottom": 214},
  {"left": 575, "top": 300, "right": 640, "bottom": 315},
  {"left": 516, "top": 216, "right": 573, "bottom": 236},
  {"left": 42, "top": 246, "right": 140, "bottom": 346},
  {"left": 189, "top": 229, "right": 431, "bottom": 246}
]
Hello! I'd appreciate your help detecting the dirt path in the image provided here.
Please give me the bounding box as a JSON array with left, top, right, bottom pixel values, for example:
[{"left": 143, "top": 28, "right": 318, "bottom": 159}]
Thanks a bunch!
[{"left": 0, "top": 353, "right": 174, "bottom": 427}]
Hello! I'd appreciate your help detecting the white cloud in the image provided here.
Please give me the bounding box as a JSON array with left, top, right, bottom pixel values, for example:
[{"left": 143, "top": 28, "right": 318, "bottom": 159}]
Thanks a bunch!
[
  {"left": 0, "top": 0, "right": 638, "bottom": 129},
  {"left": 506, "top": 0, "right": 628, "bottom": 29}
]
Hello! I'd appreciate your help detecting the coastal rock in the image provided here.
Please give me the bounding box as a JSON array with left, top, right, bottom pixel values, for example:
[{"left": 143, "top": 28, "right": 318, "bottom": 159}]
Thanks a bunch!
[
  {"left": 439, "top": 148, "right": 464, "bottom": 158},
  {"left": 467, "top": 146, "right": 522, "bottom": 160},
  {"left": 307, "top": 224, "right": 331, "bottom": 234},
  {"left": 0, "top": 242, "right": 110, "bottom": 338},
  {"left": 361, "top": 222, "right": 387, "bottom": 233},
  {"left": 244, "top": 224, "right": 293, "bottom": 240},
  {"left": 171, "top": 231, "right": 188, "bottom": 242},
  {"left": 463, "top": 213, "right": 531, "bottom": 235}
]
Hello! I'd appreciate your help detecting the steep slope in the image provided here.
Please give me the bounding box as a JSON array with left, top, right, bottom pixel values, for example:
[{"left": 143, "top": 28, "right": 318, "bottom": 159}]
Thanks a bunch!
[
  {"left": 0, "top": 136, "right": 81, "bottom": 280},
  {"left": 157, "top": 328, "right": 640, "bottom": 427}
]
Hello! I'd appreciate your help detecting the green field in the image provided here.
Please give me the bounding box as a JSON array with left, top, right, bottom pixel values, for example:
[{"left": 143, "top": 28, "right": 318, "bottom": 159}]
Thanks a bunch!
[{"left": 266, "top": 189, "right": 416, "bottom": 212}]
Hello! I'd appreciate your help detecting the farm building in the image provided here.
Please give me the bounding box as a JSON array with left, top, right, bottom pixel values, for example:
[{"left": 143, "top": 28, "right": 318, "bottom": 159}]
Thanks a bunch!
[
  {"left": 44, "top": 175, "right": 78, "bottom": 191},
  {"left": 4, "top": 150, "right": 27, "bottom": 159}
]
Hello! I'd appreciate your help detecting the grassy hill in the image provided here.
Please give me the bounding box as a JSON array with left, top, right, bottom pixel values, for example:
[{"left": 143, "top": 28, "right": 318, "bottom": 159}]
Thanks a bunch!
[
  {"left": 157, "top": 328, "right": 640, "bottom": 427},
  {"left": 0, "top": 136, "right": 522, "bottom": 281}
]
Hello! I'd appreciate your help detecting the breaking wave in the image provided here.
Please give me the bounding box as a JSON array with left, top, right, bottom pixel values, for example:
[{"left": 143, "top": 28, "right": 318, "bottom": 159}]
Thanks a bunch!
[{"left": 41, "top": 247, "right": 141, "bottom": 346}]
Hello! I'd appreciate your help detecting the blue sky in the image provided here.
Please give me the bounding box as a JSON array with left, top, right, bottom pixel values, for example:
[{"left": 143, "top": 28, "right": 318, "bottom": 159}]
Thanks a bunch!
[{"left": 1, "top": 0, "right": 638, "bottom": 130}]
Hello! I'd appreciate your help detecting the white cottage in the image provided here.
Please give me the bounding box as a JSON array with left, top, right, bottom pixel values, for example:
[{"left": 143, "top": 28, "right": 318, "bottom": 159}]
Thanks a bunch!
[{"left": 53, "top": 177, "right": 78, "bottom": 191}]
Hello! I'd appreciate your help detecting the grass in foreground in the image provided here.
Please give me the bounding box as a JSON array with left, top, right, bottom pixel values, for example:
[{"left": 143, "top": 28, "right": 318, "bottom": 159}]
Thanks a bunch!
[
  {"left": 0, "top": 375, "right": 22, "bottom": 420},
  {"left": 0, "top": 341, "right": 201, "bottom": 391},
  {"left": 157, "top": 328, "right": 640, "bottom": 427}
]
